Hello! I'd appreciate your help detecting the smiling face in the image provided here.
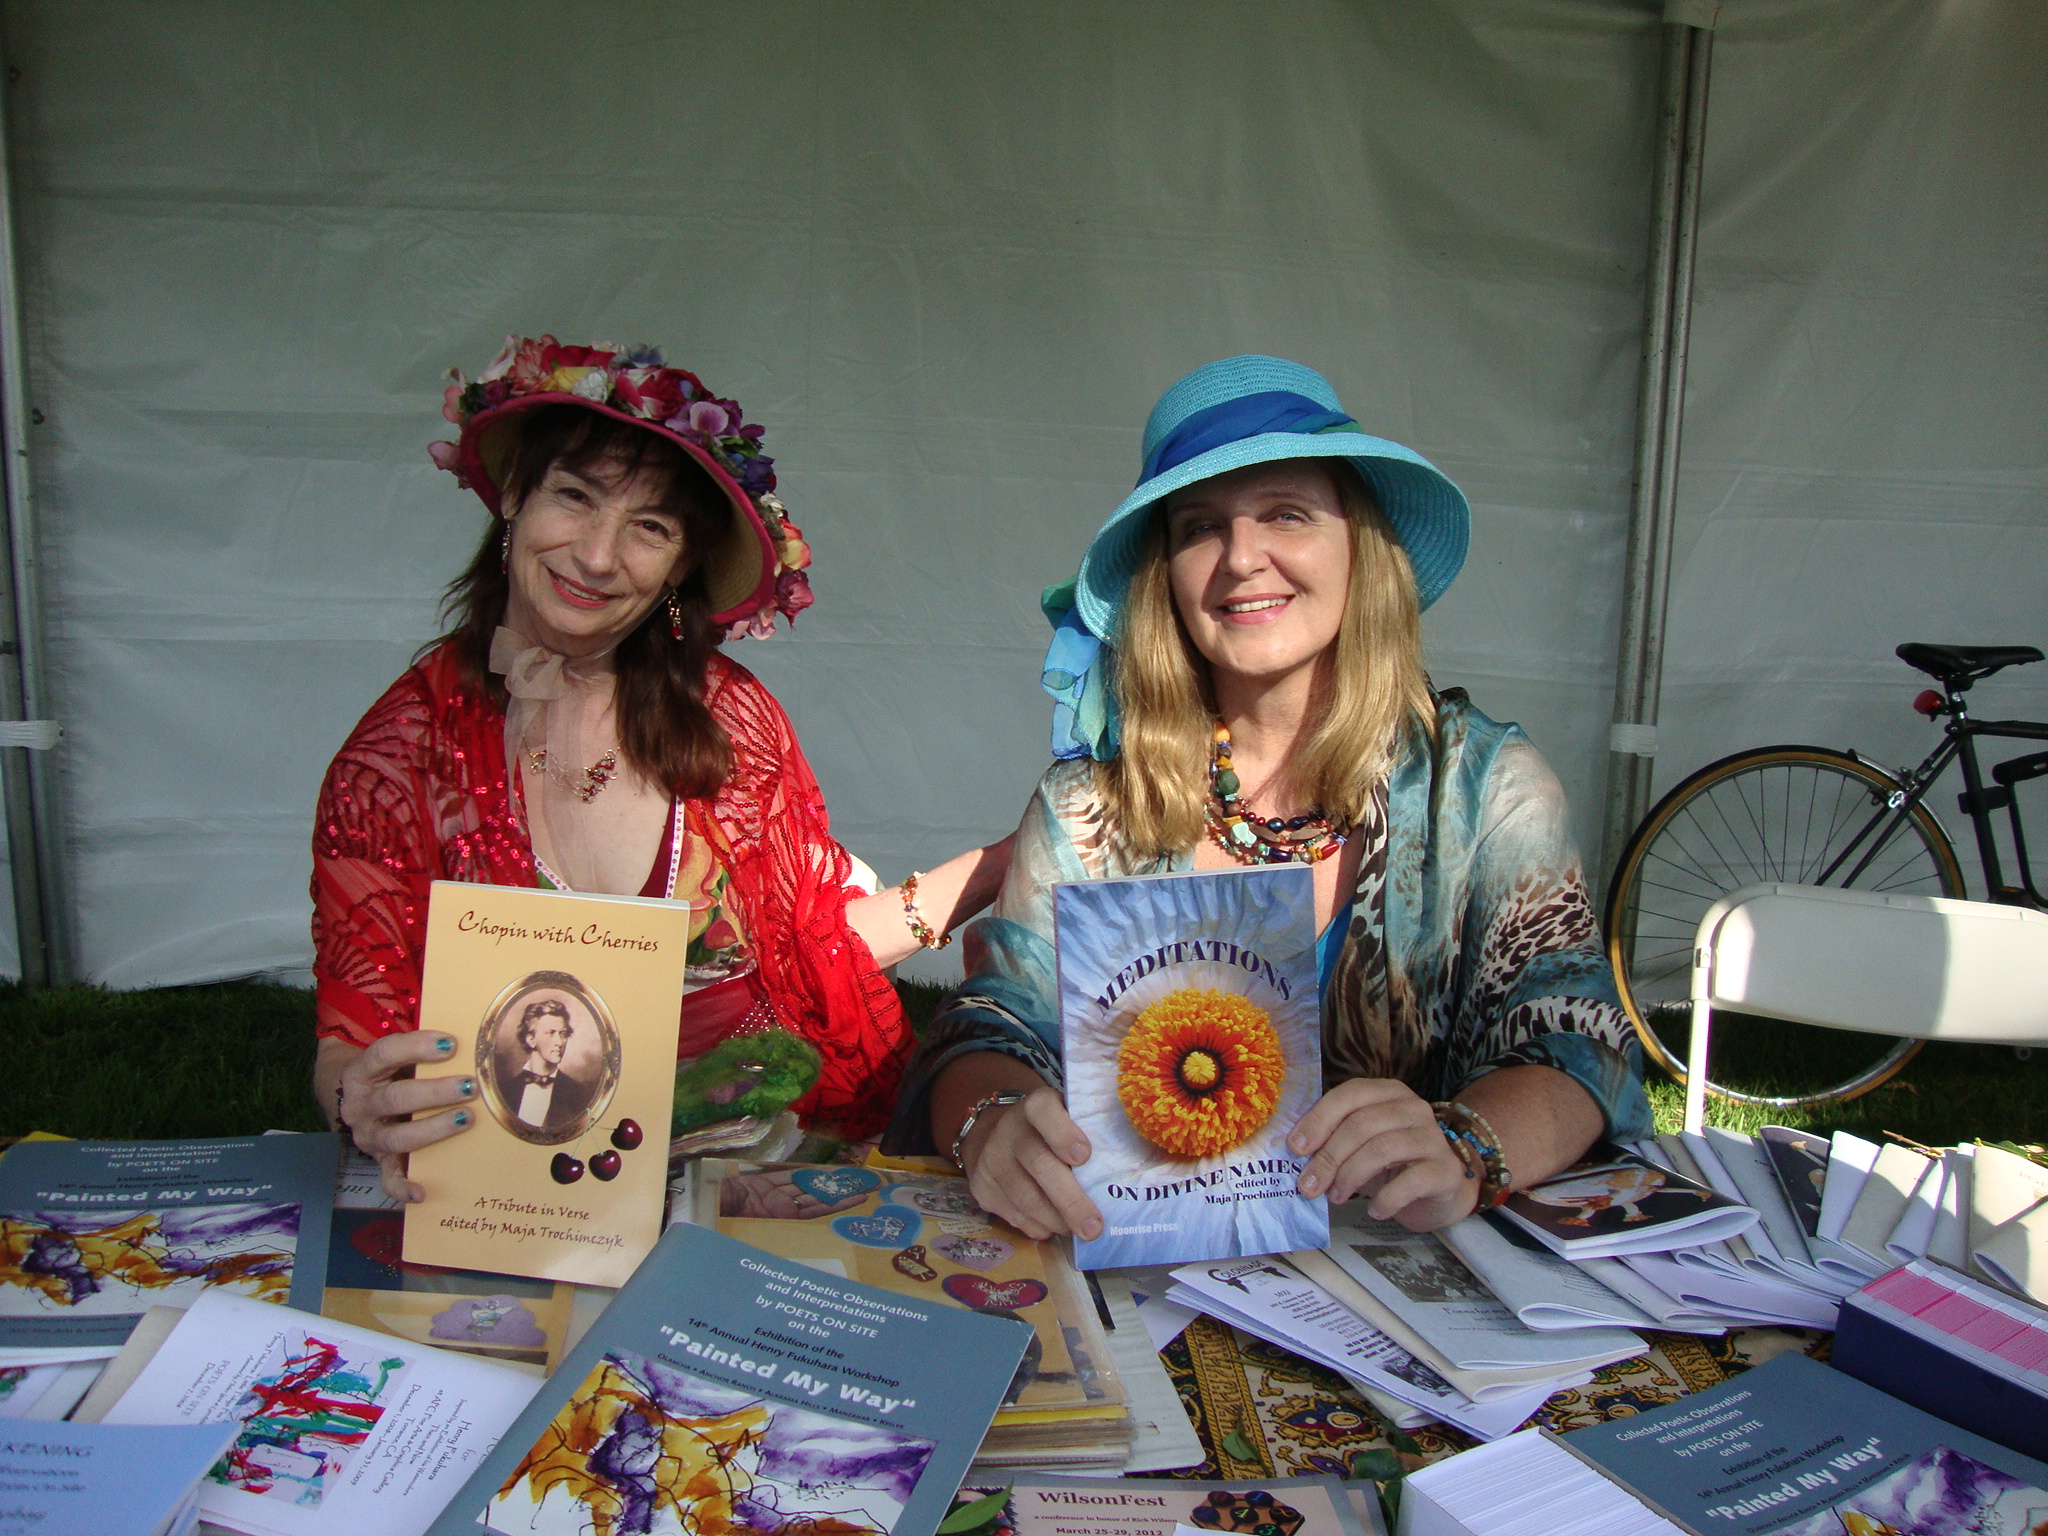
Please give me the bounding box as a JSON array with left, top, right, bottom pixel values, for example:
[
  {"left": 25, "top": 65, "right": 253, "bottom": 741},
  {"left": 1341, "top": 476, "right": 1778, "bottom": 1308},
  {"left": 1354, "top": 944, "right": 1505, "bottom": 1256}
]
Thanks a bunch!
[
  {"left": 502, "top": 454, "right": 693, "bottom": 657},
  {"left": 1163, "top": 460, "right": 1353, "bottom": 693}
]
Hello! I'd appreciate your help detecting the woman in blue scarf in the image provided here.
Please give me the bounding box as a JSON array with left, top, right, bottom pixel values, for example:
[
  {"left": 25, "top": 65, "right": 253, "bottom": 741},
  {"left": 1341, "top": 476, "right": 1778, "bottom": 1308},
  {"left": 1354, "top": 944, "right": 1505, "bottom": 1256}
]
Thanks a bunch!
[{"left": 885, "top": 356, "right": 1648, "bottom": 1238}]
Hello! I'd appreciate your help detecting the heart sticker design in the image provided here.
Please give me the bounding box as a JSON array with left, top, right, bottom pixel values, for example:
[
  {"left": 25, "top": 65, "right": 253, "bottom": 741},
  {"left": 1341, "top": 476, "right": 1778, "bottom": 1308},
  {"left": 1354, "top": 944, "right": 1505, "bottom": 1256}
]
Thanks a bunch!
[
  {"left": 935, "top": 1214, "right": 993, "bottom": 1237},
  {"left": 879, "top": 1179, "right": 947, "bottom": 1201},
  {"left": 943, "top": 1274, "right": 1048, "bottom": 1311},
  {"left": 831, "top": 1204, "right": 921, "bottom": 1248},
  {"left": 909, "top": 1187, "right": 984, "bottom": 1217},
  {"left": 793, "top": 1167, "right": 882, "bottom": 1204},
  {"left": 892, "top": 1244, "right": 938, "bottom": 1282},
  {"left": 936, "top": 1234, "right": 1013, "bottom": 1271}
]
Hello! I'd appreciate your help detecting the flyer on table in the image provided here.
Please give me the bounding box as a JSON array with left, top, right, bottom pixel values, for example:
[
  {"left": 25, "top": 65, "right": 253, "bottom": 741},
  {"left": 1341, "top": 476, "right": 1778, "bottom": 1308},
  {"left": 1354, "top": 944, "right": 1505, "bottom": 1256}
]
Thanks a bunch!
[
  {"left": 955, "top": 1473, "right": 1380, "bottom": 1536},
  {"left": 103, "top": 1289, "right": 537, "bottom": 1536},
  {"left": 1056, "top": 865, "right": 1325, "bottom": 1269},
  {"left": 0, "top": 1133, "right": 337, "bottom": 1348},
  {"left": 403, "top": 880, "right": 692, "bottom": 1287}
]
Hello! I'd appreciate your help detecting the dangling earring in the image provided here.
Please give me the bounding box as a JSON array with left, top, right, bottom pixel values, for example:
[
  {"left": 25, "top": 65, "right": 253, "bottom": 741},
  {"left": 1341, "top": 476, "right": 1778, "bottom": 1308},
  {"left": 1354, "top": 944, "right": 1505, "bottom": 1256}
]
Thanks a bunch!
[
  {"left": 666, "top": 588, "right": 686, "bottom": 641},
  {"left": 499, "top": 518, "right": 514, "bottom": 574}
]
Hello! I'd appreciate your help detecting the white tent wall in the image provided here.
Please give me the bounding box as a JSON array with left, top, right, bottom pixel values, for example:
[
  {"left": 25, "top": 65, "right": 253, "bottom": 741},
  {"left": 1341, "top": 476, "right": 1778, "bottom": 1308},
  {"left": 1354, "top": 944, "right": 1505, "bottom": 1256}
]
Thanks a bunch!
[
  {"left": 0, "top": 0, "right": 2037, "bottom": 988},
  {"left": 1659, "top": 0, "right": 2048, "bottom": 893}
]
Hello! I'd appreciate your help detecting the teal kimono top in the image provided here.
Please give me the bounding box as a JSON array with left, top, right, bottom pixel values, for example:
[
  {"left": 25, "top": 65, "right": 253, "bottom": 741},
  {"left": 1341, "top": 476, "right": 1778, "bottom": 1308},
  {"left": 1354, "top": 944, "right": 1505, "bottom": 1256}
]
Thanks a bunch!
[{"left": 883, "top": 691, "right": 1650, "bottom": 1154}]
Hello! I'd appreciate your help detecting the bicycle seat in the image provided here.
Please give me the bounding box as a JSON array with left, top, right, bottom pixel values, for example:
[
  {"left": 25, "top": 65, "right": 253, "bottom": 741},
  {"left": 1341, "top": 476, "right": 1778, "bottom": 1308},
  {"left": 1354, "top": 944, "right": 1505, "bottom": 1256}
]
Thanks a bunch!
[{"left": 1896, "top": 642, "right": 2044, "bottom": 688}]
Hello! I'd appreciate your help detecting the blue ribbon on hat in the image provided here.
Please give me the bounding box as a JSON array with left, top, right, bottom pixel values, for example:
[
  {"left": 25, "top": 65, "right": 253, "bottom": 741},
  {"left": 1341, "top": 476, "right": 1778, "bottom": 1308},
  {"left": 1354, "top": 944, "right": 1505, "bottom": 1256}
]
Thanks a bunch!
[
  {"left": 1139, "top": 390, "right": 1360, "bottom": 483},
  {"left": 1040, "top": 579, "right": 1119, "bottom": 762}
]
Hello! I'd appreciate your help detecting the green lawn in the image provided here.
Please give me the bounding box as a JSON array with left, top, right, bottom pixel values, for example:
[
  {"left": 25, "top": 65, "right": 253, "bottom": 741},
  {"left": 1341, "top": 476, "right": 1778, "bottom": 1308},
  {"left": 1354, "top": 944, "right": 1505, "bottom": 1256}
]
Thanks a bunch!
[{"left": 0, "top": 980, "right": 2039, "bottom": 1154}]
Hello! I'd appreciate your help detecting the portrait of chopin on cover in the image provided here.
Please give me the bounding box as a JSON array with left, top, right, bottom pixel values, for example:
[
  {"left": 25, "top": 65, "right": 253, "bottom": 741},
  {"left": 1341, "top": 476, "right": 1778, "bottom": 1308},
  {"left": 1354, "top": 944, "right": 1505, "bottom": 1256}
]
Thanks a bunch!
[{"left": 476, "top": 970, "right": 622, "bottom": 1146}]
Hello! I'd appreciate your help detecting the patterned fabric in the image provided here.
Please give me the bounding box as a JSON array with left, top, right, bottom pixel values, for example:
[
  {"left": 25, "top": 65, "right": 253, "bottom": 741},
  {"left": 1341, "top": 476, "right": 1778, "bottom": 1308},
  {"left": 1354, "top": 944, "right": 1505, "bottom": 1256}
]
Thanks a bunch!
[
  {"left": 1154, "top": 1314, "right": 1830, "bottom": 1482},
  {"left": 312, "top": 641, "right": 910, "bottom": 1138},
  {"left": 884, "top": 689, "right": 1647, "bottom": 1153}
]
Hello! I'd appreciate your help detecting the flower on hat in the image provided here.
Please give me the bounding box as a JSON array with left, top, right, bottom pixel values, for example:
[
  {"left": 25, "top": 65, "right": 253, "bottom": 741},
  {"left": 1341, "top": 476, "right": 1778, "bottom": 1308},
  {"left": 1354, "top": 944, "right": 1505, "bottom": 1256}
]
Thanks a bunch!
[{"left": 433, "top": 334, "right": 814, "bottom": 636}]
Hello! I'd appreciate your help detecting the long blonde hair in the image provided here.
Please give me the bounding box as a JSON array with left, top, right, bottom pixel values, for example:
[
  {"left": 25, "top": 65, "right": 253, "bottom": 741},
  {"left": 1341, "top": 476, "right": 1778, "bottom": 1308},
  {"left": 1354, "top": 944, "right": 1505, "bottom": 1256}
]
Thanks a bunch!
[{"left": 1100, "top": 461, "right": 1435, "bottom": 855}]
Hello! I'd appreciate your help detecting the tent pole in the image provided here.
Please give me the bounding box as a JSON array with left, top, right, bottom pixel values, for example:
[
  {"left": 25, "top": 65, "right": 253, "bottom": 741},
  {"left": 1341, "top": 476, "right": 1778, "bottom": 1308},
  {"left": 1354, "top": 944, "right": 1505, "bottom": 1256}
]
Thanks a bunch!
[
  {"left": 0, "top": 51, "right": 72, "bottom": 987},
  {"left": 1600, "top": 7, "right": 1716, "bottom": 891}
]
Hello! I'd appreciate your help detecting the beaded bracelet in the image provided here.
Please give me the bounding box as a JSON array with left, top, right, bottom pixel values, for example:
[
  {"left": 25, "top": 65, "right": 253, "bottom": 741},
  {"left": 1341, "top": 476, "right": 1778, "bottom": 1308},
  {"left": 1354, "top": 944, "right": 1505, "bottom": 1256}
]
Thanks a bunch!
[
  {"left": 900, "top": 870, "right": 952, "bottom": 950},
  {"left": 1433, "top": 1099, "right": 1514, "bottom": 1209},
  {"left": 949, "top": 1089, "right": 1027, "bottom": 1171}
]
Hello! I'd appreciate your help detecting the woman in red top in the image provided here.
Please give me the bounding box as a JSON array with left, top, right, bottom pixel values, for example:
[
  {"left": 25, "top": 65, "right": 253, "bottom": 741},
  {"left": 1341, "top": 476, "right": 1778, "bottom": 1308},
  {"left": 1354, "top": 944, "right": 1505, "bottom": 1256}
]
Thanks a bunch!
[{"left": 315, "top": 337, "right": 1008, "bottom": 1198}]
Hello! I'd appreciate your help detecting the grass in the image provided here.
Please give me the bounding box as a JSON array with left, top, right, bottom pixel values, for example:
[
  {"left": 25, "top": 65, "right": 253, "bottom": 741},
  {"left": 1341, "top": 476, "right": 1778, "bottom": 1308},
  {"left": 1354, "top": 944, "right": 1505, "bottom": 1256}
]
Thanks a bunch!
[
  {"left": 0, "top": 979, "right": 961, "bottom": 1142},
  {"left": 0, "top": 980, "right": 2039, "bottom": 1153},
  {"left": 1643, "top": 1006, "right": 2048, "bottom": 1149}
]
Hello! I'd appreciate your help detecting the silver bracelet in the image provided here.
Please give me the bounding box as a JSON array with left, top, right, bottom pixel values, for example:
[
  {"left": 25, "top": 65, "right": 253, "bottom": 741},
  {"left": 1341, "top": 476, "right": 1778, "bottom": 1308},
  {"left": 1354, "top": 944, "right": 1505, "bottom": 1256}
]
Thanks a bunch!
[{"left": 949, "top": 1090, "right": 1027, "bottom": 1172}]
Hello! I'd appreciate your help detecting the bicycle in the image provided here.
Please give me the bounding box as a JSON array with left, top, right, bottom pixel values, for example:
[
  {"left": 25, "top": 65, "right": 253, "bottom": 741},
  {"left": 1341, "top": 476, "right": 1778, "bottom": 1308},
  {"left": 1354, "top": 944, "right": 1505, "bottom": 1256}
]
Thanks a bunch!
[{"left": 1604, "top": 641, "right": 2048, "bottom": 1108}]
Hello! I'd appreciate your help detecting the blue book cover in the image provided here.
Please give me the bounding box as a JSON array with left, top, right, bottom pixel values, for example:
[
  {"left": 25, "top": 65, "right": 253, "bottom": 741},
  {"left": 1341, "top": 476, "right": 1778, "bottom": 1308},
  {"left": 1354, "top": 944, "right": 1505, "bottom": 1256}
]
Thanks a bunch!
[
  {"left": 1056, "top": 866, "right": 1327, "bottom": 1270},
  {"left": 1557, "top": 1351, "right": 2048, "bottom": 1535},
  {"left": 0, "top": 1418, "right": 239, "bottom": 1535},
  {"left": 0, "top": 1132, "right": 338, "bottom": 1346},
  {"left": 425, "top": 1221, "right": 1032, "bottom": 1536}
]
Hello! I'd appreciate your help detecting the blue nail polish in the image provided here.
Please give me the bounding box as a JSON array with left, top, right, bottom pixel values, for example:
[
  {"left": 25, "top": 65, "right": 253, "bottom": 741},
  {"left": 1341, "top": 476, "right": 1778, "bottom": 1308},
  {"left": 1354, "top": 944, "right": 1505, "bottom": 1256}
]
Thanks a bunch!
[
  {"left": 453, "top": 1110, "right": 471, "bottom": 1128},
  {"left": 459, "top": 1078, "right": 476, "bottom": 1098},
  {"left": 435, "top": 1037, "right": 456, "bottom": 1053}
]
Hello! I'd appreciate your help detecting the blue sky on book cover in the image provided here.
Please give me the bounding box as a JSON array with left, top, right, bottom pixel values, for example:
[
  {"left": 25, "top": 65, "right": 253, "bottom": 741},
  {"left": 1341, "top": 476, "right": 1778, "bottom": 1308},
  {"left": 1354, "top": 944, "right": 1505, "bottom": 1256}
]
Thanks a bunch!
[{"left": 1057, "top": 866, "right": 1326, "bottom": 1269}]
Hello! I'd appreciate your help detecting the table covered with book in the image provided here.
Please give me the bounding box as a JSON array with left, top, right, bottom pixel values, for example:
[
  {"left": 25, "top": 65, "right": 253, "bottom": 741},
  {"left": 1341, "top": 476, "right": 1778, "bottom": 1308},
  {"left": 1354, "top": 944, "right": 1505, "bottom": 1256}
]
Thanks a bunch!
[
  {"left": 2, "top": 1117, "right": 2044, "bottom": 1536},
  {"left": 2, "top": 863, "right": 2046, "bottom": 1535}
]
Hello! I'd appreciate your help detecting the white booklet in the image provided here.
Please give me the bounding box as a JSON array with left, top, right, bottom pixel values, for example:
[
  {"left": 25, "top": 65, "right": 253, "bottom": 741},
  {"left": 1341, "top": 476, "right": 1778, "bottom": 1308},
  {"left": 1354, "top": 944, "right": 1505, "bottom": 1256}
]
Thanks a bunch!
[
  {"left": 102, "top": 1289, "right": 537, "bottom": 1536},
  {"left": 1314, "top": 1212, "right": 1642, "bottom": 1372},
  {"left": 1694, "top": 1129, "right": 1852, "bottom": 1291},
  {"left": 1165, "top": 1256, "right": 1555, "bottom": 1441},
  {"left": 1432, "top": 1212, "right": 1662, "bottom": 1331}
]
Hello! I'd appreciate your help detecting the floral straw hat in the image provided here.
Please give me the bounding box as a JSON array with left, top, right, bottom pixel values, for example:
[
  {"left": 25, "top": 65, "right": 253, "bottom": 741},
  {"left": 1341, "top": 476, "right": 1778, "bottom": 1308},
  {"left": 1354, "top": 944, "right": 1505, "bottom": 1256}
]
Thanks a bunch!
[
  {"left": 430, "top": 336, "right": 811, "bottom": 639},
  {"left": 1042, "top": 354, "right": 1471, "bottom": 760}
]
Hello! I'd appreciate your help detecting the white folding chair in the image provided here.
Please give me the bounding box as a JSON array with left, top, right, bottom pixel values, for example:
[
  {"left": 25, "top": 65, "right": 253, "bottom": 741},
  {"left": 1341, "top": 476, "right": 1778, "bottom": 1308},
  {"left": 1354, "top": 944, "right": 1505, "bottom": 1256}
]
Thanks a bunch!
[{"left": 1683, "top": 883, "right": 2048, "bottom": 1132}]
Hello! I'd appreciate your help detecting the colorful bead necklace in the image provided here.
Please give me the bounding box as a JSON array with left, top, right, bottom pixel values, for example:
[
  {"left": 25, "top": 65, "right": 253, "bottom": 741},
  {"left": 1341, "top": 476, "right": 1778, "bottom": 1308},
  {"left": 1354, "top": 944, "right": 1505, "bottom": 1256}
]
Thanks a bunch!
[{"left": 1204, "top": 721, "right": 1347, "bottom": 865}]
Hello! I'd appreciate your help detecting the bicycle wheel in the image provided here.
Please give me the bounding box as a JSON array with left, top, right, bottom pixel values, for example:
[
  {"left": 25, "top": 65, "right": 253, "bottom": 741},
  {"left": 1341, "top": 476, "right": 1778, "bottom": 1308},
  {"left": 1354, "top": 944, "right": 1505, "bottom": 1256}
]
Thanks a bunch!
[{"left": 1606, "top": 745, "right": 1966, "bottom": 1108}]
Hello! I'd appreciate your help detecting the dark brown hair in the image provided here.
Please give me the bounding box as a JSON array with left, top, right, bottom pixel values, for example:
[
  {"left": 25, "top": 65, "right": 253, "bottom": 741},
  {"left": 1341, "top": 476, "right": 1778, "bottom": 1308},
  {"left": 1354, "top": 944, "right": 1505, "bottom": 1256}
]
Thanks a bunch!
[{"left": 437, "top": 405, "right": 732, "bottom": 797}]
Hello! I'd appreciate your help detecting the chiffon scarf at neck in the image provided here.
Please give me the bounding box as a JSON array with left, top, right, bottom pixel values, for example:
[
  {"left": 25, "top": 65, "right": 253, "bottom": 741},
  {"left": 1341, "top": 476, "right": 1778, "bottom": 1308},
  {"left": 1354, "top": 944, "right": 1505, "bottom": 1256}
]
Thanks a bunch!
[{"left": 490, "top": 625, "right": 630, "bottom": 894}]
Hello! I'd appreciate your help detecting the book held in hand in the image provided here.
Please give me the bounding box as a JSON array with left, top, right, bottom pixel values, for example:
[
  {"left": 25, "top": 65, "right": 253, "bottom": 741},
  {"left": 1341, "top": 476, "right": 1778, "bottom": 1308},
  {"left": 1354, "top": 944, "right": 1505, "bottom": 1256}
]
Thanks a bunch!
[
  {"left": 1494, "top": 1145, "right": 1757, "bottom": 1260},
  {"left": 1056, "top": 865, "right": 1326, "bottom": 1270},
  {"left": 0, "top": 1132, "right": 337, "bottom": 1352},
  {"left": 404, "top": 880, "right": 693, "bottom": 1288},
  {"left": 425, "top": 1222, "right": 1031, "bottom": 1536}
]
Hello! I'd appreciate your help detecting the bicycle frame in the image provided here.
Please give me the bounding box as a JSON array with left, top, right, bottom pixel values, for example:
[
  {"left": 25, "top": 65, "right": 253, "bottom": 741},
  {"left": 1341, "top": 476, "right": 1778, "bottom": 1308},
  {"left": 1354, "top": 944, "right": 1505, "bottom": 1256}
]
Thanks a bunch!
[{"left": 1826, "top": 684, "right": 2048, "bottom": 903}]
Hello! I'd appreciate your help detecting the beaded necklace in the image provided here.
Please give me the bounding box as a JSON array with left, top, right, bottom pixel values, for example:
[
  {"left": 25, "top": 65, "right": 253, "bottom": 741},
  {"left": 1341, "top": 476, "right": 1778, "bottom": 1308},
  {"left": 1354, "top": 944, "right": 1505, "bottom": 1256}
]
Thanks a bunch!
[{"left": 1204, "top": 720, "right": 1348, "bottom": 865}]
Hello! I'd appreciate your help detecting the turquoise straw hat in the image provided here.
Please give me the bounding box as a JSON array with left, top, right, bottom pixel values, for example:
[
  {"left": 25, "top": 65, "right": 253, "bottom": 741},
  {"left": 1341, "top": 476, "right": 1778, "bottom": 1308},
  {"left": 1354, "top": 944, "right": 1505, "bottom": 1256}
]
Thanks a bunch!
[{"left": 1042, "top": 355, "right": 1470, "bottom": 760}]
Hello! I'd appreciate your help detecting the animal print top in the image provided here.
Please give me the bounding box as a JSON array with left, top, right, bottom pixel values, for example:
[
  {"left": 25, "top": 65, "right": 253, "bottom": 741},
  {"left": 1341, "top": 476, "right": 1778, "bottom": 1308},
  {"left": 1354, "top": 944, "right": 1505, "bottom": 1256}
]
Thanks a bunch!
[{"left": 881, "top": 689, "right": 1649, "bottom": 1154}]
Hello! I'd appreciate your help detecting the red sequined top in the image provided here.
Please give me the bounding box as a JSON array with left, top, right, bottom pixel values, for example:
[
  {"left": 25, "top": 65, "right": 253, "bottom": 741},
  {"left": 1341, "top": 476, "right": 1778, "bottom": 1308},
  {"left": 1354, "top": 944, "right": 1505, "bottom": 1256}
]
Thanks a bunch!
[{"left": 310, "top": 641, "right": 910, "bottom": 1138}]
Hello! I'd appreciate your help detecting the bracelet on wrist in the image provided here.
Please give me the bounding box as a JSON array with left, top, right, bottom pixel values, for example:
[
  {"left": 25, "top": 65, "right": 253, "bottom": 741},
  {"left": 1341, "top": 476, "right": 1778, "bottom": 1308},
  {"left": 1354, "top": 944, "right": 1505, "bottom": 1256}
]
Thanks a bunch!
[
  {"left": 1433, "top": 1099, "right": 1513, "bottom": 1209},
  {"left": 901, "top": 870, "right": 952, "bottom": 950},
  {"left": 949, "top": 1089, "right": 1027, "bottom": 1172}
]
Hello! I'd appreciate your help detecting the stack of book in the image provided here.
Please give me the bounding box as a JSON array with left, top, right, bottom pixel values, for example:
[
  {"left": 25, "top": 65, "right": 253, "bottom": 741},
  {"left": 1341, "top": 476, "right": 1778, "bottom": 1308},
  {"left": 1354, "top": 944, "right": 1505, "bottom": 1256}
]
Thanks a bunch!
[
  {"left": 1834, "top": 1255, "right": 2048, "bottom": 1460},
  {"left": 0, "top": 1131, "right": 341, "bottom": 1426},
  {"left": 684, "top": 1155, "right": 1147, "bottom": 1471},
  {"left": 1162, "top": 1237, "right": 1643, "bottom": 1442},
  {"left": 1373, "top": 1130, "right": 2048, "bottom": 1341}
]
